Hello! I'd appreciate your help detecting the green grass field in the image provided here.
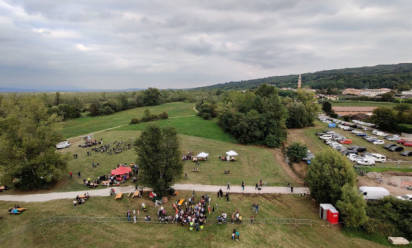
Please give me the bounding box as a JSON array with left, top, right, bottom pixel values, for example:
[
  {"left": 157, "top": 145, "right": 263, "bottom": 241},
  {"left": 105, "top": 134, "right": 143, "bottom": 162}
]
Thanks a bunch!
[
  {"left": 117, "top": 116, "right": 236, "bottom": 143},
  {"left": 59, "top": 102, "right": 196, "bottom": 138},
  {"left": 0, "top": 193, "right": 390, "bottom": 248},
  {"left": 56, "top": 130, "right": 290, "bottom": 192}
]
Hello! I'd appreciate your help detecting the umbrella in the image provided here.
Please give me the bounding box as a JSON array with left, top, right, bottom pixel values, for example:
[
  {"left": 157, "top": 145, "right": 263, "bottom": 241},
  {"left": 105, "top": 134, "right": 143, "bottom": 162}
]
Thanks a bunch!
[
  {"left": 226, "top": 150, "right": 238, "bottom": 156},
  {"left": 197, "top": 152, "right": 209, "bottom": 158}
]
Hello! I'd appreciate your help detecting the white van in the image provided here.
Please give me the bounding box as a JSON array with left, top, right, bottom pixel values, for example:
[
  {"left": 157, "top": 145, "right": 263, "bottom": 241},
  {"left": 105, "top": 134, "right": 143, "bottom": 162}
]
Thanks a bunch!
[{"left": 359, "top": 186, "right": 390, "bottom": 200}]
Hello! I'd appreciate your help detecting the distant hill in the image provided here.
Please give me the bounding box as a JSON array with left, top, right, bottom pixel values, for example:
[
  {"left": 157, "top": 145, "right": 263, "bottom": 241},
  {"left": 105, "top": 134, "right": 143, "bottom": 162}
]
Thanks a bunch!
[{"left": 195, "top": 63, "right": 412, "bottom": 90}]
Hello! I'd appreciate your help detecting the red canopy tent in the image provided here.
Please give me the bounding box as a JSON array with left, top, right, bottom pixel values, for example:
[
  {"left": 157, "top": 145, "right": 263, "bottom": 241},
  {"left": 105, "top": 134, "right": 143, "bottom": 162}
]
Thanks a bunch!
[{"left": 111, "top": 166, "right": 132, "bottom": 177}]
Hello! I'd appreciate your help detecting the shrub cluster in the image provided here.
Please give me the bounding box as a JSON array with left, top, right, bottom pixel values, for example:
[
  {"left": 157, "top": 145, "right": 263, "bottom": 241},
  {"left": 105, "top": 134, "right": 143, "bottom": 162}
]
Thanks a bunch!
[{"left": 130, "top": 110, "right": 168, "bottom": 124}]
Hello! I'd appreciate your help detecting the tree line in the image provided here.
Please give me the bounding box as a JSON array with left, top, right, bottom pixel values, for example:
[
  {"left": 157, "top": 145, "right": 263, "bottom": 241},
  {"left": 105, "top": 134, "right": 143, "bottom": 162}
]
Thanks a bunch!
[
  {"left": 196, "top": 63, "right": 412, "bottom": 91},
  {"left": 3, "top": 88, "right": 210, "bottom": 121}
]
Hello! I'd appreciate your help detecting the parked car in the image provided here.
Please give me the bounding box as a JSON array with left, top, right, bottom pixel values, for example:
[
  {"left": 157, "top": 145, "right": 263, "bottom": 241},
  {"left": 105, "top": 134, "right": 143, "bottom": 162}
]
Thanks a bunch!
[
  {"left": 386, "top": 135, "right": 400, "bottom": 141},
  {"left": 347, "top": 153, "right": 360, "bottom": 162},
  {"left": 397, "top": 139, "right": 406, "bottom": 144},
  {"left": 356, "top": 157, "right": 375, "bottom": 166},
  {"left": 349, "top": 146, "right": 367, "bottom": 153},
  {"left": 340, "top": 139, "right": 352, "bottom": 144},
  {"left": 389, "top": 146, "right": 404, "bottom": 152},
  {"left": 373, "top": 140, "right": 385, "bottom": 145},
  {"left": 396, "top": 195, "right": 412, "bottom": 201},
  {"left": 319, "top": 135, "right": 332, "bottom": 140},
  {"left": 364, "top": 153, "right": 386, "bottom": 163},
  {"left": 384, "top": 144, "right": 398, "bottom": 150},
  {"left": 403, "top": 142, "right": 412, "bottom": 147},
  {"left": 401, "top": 151, "right": 412, "bottom": 156}
]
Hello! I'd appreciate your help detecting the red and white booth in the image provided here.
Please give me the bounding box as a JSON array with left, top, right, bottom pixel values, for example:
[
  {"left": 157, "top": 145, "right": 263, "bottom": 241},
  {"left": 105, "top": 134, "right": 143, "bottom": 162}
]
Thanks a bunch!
[{"left": 319, "top": 203, "right": 339, "bottom": 224}]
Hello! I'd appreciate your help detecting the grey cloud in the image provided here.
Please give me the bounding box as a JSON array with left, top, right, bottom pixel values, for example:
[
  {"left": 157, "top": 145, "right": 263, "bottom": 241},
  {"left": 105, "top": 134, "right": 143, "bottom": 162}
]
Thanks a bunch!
[{"left": 0, "top": 0, "right": 411, "bottom": 89}]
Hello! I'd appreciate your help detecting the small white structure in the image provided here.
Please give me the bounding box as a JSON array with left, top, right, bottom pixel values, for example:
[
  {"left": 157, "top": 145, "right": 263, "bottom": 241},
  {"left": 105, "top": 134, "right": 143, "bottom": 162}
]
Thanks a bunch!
[
  {"left": 359, "top": 186, "right": 390, "bottom": 200},
  {"left": 226, "top": 150, "right": 238, "bottom": 156},
  {"left": 225, "top": 150, "right": 238, "bottom": 161},
  {"left": 56, "top": 140, "right": 70, "bottom": 149},
  {"left": 388, "top": 237, "right": 410, "bottom": 245},
  {"left": 196, "top": 152, "right": 209, "bottom": 159}
]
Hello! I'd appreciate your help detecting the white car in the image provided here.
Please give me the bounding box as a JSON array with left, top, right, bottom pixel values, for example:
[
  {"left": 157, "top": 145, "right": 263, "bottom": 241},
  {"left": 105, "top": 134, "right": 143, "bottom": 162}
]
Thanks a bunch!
[
  {"left": 373, "top": 140, "right": 385, "bottom": 145},
  {"left": 366, "top": 153, "right": 386, "bottom": 163},
  {"left": 356, "top": 157, "right": 375, "bottom": 166},
  {"left": 386, "top": 135, "right": 400, "bottom": 141},
  {"left": 396, "top": 195, "right": 412, "bottom": 201},
  {"left": 56, "top": 140, "right": 71, "bottom": 149},
  {"left": 320, "top": 135, "right": 332, "bottom": 140},
  {"left": 347, "top": 153, "right": 360, "bottom": 162}
]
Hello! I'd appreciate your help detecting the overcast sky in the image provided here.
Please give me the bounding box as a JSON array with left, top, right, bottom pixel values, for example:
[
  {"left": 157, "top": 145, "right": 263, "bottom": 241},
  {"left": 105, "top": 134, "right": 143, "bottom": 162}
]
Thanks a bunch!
[{"left": 0, "top": 0, "right": 411, "bottom": 90}]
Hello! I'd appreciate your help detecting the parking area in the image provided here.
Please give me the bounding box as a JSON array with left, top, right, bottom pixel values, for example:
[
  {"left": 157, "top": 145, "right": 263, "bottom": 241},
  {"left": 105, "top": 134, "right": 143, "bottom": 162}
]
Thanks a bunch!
[{"left": 318, "top": 115, "right": 412, "bottom": 166}]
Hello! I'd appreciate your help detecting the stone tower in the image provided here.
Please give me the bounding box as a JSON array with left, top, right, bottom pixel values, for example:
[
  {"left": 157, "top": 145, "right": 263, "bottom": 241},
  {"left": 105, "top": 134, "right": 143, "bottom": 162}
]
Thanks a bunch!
[{"left": 297, "top": 74, "right": 302, "bottom": 89}]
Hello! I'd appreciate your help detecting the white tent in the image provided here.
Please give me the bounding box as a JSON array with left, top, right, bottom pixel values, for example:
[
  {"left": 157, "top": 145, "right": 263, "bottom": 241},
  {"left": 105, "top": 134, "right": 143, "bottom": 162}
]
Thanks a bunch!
[
  {"left": 196, "top": 152, "right": 209, "bottom": 158},
  {"left": 226, "top": 150, "right": 238, "bottom": 156}
]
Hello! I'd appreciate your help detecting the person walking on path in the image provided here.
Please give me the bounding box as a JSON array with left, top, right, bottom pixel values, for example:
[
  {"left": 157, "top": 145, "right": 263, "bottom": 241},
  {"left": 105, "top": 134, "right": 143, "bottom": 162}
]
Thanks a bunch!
[
  {"left": 241, "top": 181, "right": 245, "bottom": 191},
  {"left": 226, "top": 192, "right": 230, "bottom": 201},
  {"left": 255, "top": 204, "right": 259, "bottom": 214},
  {"left": 78, "top": 171, "right": 81, "bottom": 178},
  {"left": 255, "top": 183, "right": 258, "bottom": 191},
  {"left": 291, "top": 186, "right": 294, "bottom": 193},
  {"left": 227, "top": 183, "right": 230, "bottom": 191}
]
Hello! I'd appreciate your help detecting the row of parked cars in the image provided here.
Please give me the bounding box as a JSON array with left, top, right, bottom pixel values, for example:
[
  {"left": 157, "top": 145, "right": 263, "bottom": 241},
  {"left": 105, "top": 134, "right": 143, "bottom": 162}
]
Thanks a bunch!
[
  {"left": 317, "top": 130, "right": 387, "bottom": 166},
  {"left": 319, "top": 115, "right": 412, "bottom": 156}
]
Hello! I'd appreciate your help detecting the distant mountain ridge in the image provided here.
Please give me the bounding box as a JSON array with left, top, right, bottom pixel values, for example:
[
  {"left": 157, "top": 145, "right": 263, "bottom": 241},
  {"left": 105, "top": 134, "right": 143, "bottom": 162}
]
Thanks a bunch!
[
  {"left": 195, "top": 63, "right": 412, "bottom": 90},
  {"left": 0, "top": 87, "right": 144, "bottom": 93}
]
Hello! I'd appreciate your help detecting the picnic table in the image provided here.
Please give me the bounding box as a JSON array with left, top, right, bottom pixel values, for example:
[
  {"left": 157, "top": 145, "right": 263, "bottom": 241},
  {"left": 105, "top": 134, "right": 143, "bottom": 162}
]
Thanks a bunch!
[
  {"left": 132, "top": 191, "right": 141, "bottom": 198},
  {"left": 115, "top": 193, "right": 123, "bottom": 200}
]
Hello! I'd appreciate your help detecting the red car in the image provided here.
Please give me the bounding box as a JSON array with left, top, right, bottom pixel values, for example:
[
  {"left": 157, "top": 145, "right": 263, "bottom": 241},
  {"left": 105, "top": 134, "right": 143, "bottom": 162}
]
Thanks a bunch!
[
  {"left": 404, "top": 142, "right": 412, "bottom": 147},
  {"left": 398, "top": 139, "right": 406, "bottom": 144},
  {"left": 340, "top": 139, "right": 352, "bottom": 144}
]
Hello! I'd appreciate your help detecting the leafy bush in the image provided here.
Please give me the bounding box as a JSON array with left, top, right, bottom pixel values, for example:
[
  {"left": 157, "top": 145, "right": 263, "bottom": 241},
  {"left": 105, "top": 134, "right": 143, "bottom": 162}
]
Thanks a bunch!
[
  {"left": 364, "top": 197, "right": 412, "bottom": 239},
  {"left": 286, "top": 143, "right": 307, "bottom": 162},
  {"left": 130, "top": 110, "right": 169, "bottom": 124},
  {"left": 159, "top": 112, "right": 168, "bottom": 119},
  {"left": 196, "top": 101, "right": 217, "bottom": 120},
  {"left": 130, "top": 118, "right": 140, "bottom": 124}
]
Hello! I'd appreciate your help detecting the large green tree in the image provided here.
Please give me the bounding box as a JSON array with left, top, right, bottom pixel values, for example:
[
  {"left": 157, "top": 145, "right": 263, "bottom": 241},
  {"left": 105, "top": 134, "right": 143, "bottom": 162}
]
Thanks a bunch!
[
  {"left": 0, "top": 97, "right": 67, "bottom": 189},
  {"left": 306, "top": 149, "right": 356, "bottom": 204},
  {"left": 134, "top": 125, "right": 183, "bottom": 196},
  {"left": 143, "top": 88, "right": 161, "bottom": 106},
  {"left": 370, "top": 107, "right": 398, "bottom": 132},
  {"left": 218, "top": 84, "right": 287, "bottom": 147},
  {"left": 336, "top": 184, "right": 368, "bottom": 228}
]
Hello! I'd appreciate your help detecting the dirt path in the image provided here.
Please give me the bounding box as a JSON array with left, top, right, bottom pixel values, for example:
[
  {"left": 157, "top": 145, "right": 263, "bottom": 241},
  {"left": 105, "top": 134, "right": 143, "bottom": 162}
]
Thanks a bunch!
[
  {"left": 0, "top": 184, "right": 309, "bottom": 202},
  {"left": 270, "top": 149, "right": 304, "bottom": 185}
]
